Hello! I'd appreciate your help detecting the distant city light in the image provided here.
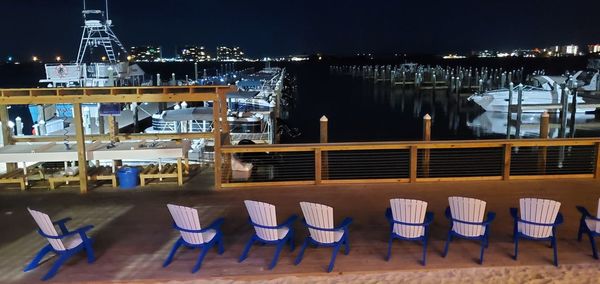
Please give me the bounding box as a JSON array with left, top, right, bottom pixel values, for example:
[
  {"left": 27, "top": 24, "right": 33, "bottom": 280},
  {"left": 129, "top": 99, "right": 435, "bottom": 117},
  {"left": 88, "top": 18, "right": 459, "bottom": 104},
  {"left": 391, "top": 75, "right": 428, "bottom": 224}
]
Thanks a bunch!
[
  {"left": 32, "top": 56, "right": 39, "bottom": 62},
  {"left": 443, "top": 54, "right": 466, "bottom": 59}
]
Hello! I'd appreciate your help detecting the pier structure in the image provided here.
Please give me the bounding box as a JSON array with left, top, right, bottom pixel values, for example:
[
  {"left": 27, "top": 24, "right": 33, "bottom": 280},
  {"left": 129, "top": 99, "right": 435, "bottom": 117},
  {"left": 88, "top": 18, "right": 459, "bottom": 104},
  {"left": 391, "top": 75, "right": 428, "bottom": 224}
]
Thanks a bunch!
[{"left": 0, "top": 85, "right": 234, "bottom": 193}]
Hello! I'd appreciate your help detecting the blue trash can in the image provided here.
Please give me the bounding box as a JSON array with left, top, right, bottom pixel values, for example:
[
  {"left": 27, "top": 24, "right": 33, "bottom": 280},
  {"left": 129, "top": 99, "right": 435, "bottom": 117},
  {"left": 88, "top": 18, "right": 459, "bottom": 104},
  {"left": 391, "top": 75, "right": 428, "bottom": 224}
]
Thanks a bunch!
[{"left": 116, "top": 167, "right": 140, "bottom": 189}]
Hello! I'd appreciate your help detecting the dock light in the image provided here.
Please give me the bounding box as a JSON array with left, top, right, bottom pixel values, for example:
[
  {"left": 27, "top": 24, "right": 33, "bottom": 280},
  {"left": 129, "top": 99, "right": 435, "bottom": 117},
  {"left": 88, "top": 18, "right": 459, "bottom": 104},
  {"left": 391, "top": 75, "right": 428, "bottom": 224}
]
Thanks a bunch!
[
  {"left": 32, "top": 56, "right": 39, "bottom": 62},
  {"left": 7, "top": 56, "right": 13, "bottom": 62},
  {"left": 126, "top": 55, "right": 132, "bottom": 61},
  {"left": 101, "top": 56, "right": 107, "bottom": 61},
  {"left": 55, "top": 56, "right": 62, "bottom": 62}
]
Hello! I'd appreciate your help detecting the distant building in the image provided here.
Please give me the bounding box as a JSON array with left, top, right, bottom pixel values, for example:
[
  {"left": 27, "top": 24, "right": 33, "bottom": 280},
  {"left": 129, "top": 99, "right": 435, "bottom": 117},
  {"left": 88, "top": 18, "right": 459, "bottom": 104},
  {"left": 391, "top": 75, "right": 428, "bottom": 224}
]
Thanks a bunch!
[
  {"left": 216, "top": 46, "right": 245, "bottom": 61},
  {"left": 178, "top": 45, "right": 211, "bottom": 62},
  {"left": 589, "top": 44, "right": 600, "bottom": 54},
  {"left": 129, "top": 46, "right": 162, "bottom": 62}
]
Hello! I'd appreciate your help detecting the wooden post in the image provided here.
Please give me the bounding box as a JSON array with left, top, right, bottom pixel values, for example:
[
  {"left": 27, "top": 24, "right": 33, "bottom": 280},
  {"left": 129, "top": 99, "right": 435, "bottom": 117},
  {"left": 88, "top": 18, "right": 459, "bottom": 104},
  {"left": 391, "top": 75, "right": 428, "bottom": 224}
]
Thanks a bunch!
[
  {"left": 320, "top": 116, "right": 328, "bottom": 143},
  {"left": 506, "top": 82, "right": 513, "bottom": 138},
  {"left": 538, "top": 112, "right": 549, "bottom": 174},
  {"left": 73, "top": 103, "right": 88, "bottom": 194},
  {"left": 423, "top": 114, "right": 431, "bottom": 178},
  {"left": 213, "top": 93, "right": 222, "bottom": 189},
  {"left": 570, "top": 86, "right": 578, "bottom": 138},
  {"left": 503, "top": 144, "right": 512, "bottom": 180},
  {"left": 515, "top": 84, "right": 523, "bottom": 138},
  {"left": 315, "top": 148, "right": 322, "bottom": 184},
  {"left": 559, "top": 87, "right": 569, "bottom": 138},
  {"left": 0, "top": 105, "right": 17, "bottom": 171},
  {"left": 595, "top": 142, "right": 600, "bottom": 179},
  {"left": 320, "top": 116, "right": 329, "bottom": 180},
  {"left": 410, "top": 145, "right": 418, "bottom": 182}
]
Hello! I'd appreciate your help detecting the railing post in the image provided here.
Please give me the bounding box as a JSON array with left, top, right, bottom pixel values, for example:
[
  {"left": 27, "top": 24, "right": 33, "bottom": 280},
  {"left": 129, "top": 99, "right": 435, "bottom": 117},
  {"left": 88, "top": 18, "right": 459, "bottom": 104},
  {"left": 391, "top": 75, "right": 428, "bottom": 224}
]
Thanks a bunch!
[
  {"left": 73, "top": 103, "right": 88, "bottom": 194},
  {"left": 423, "top": 114, "right": 431, "bottom": 178},
  {"left": 315, "top": 148, "right": 322, "bottom": 185},
  {"left": 0, "top": 105, "right": 17, "bottom": 171},
  {"left": 503, "top": 143, "right": 512, "bottom": 180},
  {"left": 410, "top": 145, "right": 418, "bottom": 182},
  {"left": 538, "top": 112, "right": 549, "bottom": 174},
  {"left": 595, "top": 142, "right": 600, "bottom": 180}
]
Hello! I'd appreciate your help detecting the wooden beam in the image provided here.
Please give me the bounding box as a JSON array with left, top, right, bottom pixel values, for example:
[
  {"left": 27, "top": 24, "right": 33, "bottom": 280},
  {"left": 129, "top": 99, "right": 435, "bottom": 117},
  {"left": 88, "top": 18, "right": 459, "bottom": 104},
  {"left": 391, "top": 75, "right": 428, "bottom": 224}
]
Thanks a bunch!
[
  {"left": 213, "top": 93, "right": 222, "bottom": 189},
  {"left": 11, "top": 132, "right": 215, "bottom": 143},
  {"left": 73, "top": 103, "right": 88, "bottom": 194}
]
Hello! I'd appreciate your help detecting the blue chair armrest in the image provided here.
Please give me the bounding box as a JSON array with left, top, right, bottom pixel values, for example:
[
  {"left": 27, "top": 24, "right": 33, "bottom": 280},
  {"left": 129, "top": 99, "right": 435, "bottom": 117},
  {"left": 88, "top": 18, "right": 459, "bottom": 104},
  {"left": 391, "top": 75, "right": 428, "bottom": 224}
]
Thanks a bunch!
[
  {"left": 336, "top": 217, "right": 353, "bottom": 230},
  {"left": 555, "top": 213, "right": 564, "bottom": 226},
  {"left": 206, "top": 218, "right": 225, "bottom": 230},
  {"left": 53, "top": 217, "right": 73, "bottom": 234},
  {"left": 282, "top": 215, "right": 298, "bottom": 227},
  {"left": 444, "top": 207, "right": 452, "bottom": 220},
  {"left": 482, "top": 212, "right": 496, "bottom": 225},
  {"left": 509, "top": 207, "right": 518, "bottom": 220},
  {"left": 38, "top": 224, "right": 93, "bottom": 240},
  {"left": 576, "top": 206, "right": 593, "bottom": 218},
  {"left": 173, "top": 222, "right": 217, "bottom": 234},
  {"left": 423, "top": 212, "right": 434, "bottom": 226},
  {"left": 385, "top": 208, "right": 393, "bottom": 223}
]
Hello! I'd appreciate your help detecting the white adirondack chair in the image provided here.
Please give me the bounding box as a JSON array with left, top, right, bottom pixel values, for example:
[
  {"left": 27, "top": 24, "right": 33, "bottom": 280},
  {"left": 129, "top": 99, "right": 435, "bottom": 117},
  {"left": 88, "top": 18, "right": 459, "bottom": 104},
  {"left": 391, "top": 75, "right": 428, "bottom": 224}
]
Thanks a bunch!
[
  {"left": 511, "top": 198, "right": 563, "bottom": 266},
  {"left": 239, "top": 200, "right": 296, "bottom": 270},
  {"left": 577, "top": 198, "right": 600, "bottom": 259},
  {"left": 443, "top": 197, "right": 495, "bottom": 264},
  {"left": 295, "top": 202, "right": 352, "bottom": 272},
  {"left": 25, "top": 208, "right": 95, "bottom": 281},
  {"left": 163, "top": 204, "right": 224, "bottom": 273},
  {"left": 385, "top": 199, "right": 433, "bottom": 264}
]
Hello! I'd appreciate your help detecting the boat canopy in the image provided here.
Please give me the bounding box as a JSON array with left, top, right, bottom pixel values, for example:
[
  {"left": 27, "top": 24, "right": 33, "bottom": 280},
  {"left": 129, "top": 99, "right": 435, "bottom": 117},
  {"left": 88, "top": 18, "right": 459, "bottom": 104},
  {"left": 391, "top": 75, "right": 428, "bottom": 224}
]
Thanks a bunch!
[
  {"left": 227, "top": 91, "right": 260, "bottom": 99},
  {"left": 161, "top": 107, "right": 213, "bottom": 121}
]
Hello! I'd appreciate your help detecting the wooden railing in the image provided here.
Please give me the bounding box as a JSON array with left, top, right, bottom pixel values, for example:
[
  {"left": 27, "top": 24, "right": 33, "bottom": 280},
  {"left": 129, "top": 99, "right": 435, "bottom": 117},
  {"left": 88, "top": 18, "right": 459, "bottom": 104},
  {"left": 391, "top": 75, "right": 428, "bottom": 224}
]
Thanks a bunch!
[{"left": 219, "top": 138, "right": 600, "bottom": 188}]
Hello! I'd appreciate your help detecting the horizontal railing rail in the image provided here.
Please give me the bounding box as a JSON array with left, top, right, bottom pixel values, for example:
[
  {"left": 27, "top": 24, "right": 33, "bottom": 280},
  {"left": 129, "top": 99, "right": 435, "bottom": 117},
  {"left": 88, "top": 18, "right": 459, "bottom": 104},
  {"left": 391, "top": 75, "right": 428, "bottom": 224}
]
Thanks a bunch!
[{"left": 219, "top": 138, "right": 600, "bottom": 188}]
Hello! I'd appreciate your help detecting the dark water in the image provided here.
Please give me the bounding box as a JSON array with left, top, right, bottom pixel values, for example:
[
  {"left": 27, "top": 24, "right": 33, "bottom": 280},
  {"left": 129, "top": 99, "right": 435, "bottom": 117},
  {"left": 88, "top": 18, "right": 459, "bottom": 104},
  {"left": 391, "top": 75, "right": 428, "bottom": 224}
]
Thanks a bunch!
[{"left": 1, "top": 57, "right": 598, "bottom": 142}]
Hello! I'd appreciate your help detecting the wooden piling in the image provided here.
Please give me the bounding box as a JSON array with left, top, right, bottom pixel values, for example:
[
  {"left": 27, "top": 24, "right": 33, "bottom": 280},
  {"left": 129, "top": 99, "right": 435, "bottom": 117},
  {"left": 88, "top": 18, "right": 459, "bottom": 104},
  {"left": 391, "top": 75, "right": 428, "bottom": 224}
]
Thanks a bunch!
[
  {"left": 320, "top": 116, "right": 329, "bottom": 180},
  {"left": 515, "top": 84, "right": 524, "bottom": 138},
  {"left": 423, "top": 114, "right": 431, "bottom": 178}
]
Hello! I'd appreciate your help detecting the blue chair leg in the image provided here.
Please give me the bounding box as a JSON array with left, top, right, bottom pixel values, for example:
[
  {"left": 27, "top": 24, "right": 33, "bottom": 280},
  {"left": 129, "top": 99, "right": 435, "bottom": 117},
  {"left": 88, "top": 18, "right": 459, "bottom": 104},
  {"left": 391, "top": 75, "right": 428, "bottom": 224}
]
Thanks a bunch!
[
  {"left": 513, "top": 237, "right": 519, "bottom": 260},
  {"left": 41, "top": 251, "right": 73, "bottom": 281},
  {"left": 238, "top": 235, "right": 255, "bottom": 262},
  {"left": 163, "top": 238, "right": 184, "bottom": 267},
  {"left": 577, "top": 223, "right": 584, "bottom": 242},
  {"left": 552, "top": 237, "right": 558, "bottom": 267},
  {"left": 327, "top": 244, "right": 341, "bottom": 273},
  {"left": 192, "top": 246, "right": 211, "bottom": 273},
  {"left": 588, "top": 234, "right": 598, "bottom": 259},
  {"left": 25, "top": 244, "right": 53, "bottom": 272},
  {"left": 442, "top": 233, "right": 452, "bottom": 257},
  {"left": 385, "top": 236, "right": 393, "bottom": 261},
  {"left": 288, "top": 234, "right": 295, "bottom": 252},
  {"left": 294, "top": 237, "right": 310, "bottom": 265},
  {"left": 479, "top": 239, "right": 486, "bottom": 265},
  {"left": 83, "top": 241, "right": 95, "bottom": 264},
  {"left": 268, "top": 242, "right": 286, "bottom": 270},
  {"left": 344, "top": 237, "right": 350, "bottom": 255},
  {"left": 422, "top": 238, "right": 428, "bottom": 266},
  {"left": 216, "top": 234, "right": 225, "bottom": 255}
]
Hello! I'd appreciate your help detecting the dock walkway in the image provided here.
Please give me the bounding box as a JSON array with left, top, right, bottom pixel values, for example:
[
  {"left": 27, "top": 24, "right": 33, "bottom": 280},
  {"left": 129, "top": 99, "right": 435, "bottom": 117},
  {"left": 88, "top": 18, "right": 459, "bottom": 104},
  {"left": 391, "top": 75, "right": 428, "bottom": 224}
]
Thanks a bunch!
[{"left": 0, "top": 171, "right": 599, "bottom": 283}]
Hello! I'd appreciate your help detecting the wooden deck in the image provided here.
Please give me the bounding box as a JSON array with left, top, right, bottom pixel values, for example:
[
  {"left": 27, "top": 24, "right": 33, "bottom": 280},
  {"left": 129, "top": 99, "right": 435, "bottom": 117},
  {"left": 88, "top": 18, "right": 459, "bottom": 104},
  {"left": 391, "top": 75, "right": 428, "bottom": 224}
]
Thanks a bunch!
[{"left": 0, "top": 170, "right": 599, "bottom": 283}]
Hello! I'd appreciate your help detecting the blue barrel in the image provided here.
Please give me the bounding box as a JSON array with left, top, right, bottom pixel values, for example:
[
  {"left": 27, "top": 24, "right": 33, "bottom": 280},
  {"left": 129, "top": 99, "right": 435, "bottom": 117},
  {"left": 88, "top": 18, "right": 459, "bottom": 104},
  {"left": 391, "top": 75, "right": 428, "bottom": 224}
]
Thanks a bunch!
[{"left": 116, "top": 167, "right": 140, "bottom": 189}]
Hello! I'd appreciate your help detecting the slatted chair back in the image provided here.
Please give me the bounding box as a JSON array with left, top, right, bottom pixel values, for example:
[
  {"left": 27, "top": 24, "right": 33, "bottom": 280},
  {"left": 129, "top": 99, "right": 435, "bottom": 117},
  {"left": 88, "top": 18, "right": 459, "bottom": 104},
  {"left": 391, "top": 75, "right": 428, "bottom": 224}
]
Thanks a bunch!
[
  {"left": 167, "top": 204, "right": 205, "bottom": 244},
  {"left": 519, "top": 198, "right": 561, "bottom": 238},
  {"left": 27, "top": 208, "right": 65, "bottom": 251},
  {"left": 244, "top": 200, "right": 279, "bottom": 241},
  {"left": 448, "top": 196, "right": 486, "bottom": 237},
  {"left": 390, "top": 198, "right": 427, "bottom": 238},
  {"left": 300, "top": 202, "right": 335, "bottom": 243}
]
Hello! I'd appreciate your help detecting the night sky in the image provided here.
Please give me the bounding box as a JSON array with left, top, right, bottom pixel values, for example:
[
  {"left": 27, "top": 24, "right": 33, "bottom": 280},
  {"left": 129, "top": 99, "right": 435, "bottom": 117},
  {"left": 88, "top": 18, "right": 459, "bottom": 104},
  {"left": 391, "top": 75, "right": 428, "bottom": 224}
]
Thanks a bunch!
[{"left": 0, "top": 0, "right": 599, "bottom": 60}]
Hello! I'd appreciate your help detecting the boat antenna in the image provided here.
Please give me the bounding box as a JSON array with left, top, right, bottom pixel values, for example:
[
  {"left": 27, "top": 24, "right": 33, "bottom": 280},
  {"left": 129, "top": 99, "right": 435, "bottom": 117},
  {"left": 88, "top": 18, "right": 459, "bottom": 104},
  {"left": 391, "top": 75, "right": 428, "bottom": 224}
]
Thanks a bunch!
[
  {"left": 83, "top": 0, "right": 86, "bottom": 10},
  {"left": 105, "top": 0, "right": 109, "bottom": 20}
]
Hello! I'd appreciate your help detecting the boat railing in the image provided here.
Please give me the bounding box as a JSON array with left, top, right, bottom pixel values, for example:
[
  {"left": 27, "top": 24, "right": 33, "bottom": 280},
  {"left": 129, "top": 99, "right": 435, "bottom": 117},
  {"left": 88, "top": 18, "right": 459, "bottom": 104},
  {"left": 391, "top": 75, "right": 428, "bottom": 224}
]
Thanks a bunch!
[{"left": 218, "top": 138, "right": 600, "bottom": 188}]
